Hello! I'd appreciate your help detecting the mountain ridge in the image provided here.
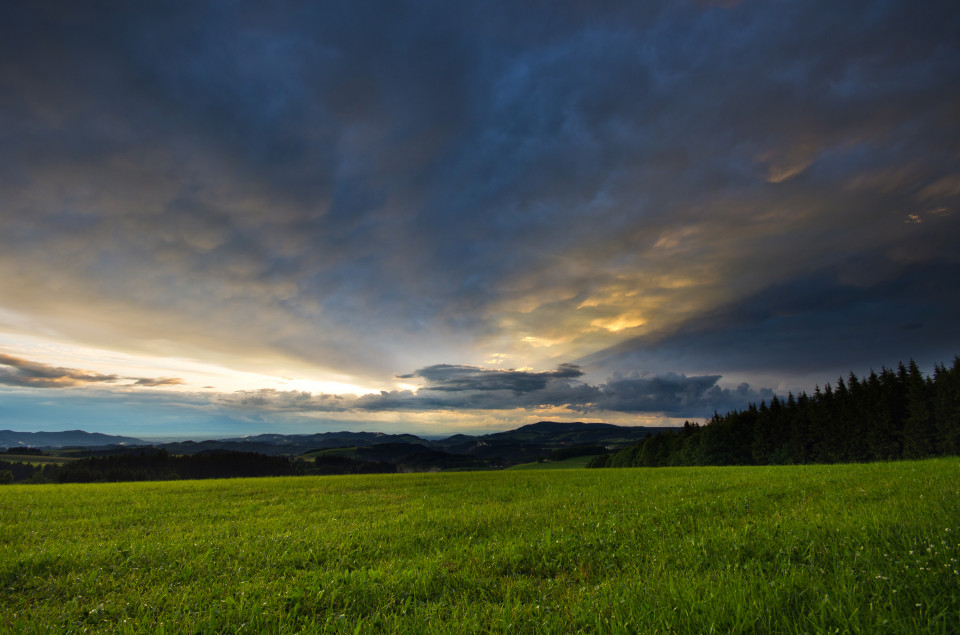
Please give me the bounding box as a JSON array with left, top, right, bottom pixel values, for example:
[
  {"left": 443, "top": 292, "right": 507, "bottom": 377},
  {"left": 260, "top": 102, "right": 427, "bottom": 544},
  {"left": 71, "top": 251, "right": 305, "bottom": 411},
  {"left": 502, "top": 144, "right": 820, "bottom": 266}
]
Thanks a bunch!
[
  {"left": 0, "top": 429, "right": 146, "bottom": 448},
  {"left": 0, "top": 423, "right": 672, "bottom": 467}
]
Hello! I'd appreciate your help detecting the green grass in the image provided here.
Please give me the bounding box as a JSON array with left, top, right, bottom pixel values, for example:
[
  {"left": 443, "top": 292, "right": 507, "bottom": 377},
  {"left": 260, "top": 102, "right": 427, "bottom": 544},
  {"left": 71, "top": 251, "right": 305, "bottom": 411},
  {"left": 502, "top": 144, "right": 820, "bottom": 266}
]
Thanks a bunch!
[
  {"left": 505, "top": 455, "right": 598, "bottom": 470},
  {"left": 1, "top": 459, "right": 959, "bottom": 633}
]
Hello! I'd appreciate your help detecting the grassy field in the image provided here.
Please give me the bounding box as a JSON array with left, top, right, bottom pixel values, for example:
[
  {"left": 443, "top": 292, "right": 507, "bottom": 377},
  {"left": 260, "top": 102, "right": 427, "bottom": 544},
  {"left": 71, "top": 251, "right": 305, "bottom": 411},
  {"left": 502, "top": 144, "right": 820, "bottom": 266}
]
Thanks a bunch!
[
  {"left": 1, "top": 459, "right": 958, "bottom": 633},
  {"left": 505, "top": 455, "right": 598, "bottom": 470}
]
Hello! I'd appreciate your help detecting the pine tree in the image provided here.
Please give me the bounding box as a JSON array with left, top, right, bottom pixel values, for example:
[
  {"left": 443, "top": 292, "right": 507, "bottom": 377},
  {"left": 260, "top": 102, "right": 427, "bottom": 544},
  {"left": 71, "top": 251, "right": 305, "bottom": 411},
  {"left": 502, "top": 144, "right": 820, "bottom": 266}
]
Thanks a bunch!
[
  {"left": 810, "top": 384, "right": 837, "bottom": 462},
  {"left": 832, "top": 376, "right": 852, "bottom": 461},
  {"left": 844, "top": 371, "right": 871, "bottom": 462},
  {"left": 751, "top": 402, "right": 773, "bottom": 464},
  {"left": 903, "top": 360, "right": 937, "bottom": 458},
  {"left": 933, "top": 357, "right": 960, "bottom": 454},
  {"left": 865, "top": 369, "right": 900, "bottom": 460},
  {"left": 787, "top": 392, "right": 813, "bottom": 463}
]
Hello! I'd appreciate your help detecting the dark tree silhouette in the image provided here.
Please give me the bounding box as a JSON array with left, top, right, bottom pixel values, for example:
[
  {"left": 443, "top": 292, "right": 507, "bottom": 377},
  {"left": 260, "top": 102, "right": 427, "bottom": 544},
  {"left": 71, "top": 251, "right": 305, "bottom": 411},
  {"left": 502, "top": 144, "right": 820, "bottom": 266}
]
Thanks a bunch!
[{"left": 591, "top": 356, "right": 960, "bottom": 469}]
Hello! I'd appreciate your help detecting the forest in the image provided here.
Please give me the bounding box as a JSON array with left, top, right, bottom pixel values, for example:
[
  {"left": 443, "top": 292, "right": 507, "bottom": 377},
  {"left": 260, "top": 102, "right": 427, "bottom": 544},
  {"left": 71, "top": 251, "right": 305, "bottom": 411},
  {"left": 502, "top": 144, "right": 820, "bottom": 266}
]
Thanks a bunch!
[
  {"left": 590, "top": 357, "right": 960, "bottom": 469},
  {"left": 0, "top": 449, "right": 397, "bottom": 484}
]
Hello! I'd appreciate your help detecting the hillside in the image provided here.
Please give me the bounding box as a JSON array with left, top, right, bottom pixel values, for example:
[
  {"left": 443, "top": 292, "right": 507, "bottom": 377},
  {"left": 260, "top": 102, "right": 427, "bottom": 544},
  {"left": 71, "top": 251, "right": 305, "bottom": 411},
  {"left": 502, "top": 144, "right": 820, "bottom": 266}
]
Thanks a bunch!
[
  {"left": 0, "top": 429, "right": 145, "bottom": 448},
  {"left": 0, "top": 422, "right": 665, "bottom": 481}
]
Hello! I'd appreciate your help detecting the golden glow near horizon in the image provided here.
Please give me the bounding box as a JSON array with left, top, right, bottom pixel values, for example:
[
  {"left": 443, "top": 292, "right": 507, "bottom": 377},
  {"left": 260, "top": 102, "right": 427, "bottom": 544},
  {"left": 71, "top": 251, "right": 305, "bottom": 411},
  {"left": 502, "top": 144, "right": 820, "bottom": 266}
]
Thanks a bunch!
[
  {"left": 283, "top": 405, "right": 690, "bottom": 432},
  {"left": 0, "top": 332, "right": 379, "bottom": 396}
]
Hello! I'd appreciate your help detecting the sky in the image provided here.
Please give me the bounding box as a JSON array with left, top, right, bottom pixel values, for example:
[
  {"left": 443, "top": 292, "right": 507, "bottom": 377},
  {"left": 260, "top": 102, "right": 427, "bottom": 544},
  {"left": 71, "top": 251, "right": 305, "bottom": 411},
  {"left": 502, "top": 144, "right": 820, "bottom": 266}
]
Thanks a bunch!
[{"left": 1, "top": 0, "right": 958, "bottom": 439}]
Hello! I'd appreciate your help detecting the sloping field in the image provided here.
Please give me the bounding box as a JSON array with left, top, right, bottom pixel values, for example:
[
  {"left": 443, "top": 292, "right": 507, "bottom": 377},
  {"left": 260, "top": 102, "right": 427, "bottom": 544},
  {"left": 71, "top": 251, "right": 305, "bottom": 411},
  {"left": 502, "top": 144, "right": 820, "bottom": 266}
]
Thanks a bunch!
[
  {"left": 1, "top": 459, "right": 958, "bottom": 633},
  {"left": 504, "top": 456, "right": 597, "bottom": 470}
]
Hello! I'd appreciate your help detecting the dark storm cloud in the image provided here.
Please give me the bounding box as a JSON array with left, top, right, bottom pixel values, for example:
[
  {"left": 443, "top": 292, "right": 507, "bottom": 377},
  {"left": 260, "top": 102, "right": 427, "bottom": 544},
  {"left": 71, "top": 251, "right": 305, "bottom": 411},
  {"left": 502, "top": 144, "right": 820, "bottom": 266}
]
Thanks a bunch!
[
  {"left": 0, "top": 354, "right": 119, "bottom": 388},
  {"left": 399, "top": 363, "right": 584, "bottom": 393},
  {"left": 220, "top": 364, "right": 768, "bottom": 418},
  {"left": 220, "top": 365, "right": 598, "bottom": 413},
  {"left": 580, "top": 258, "right": 960, "bottom": 381},
  {"left": 0, "top": 0, "right": 958, "bottom": 390},
  {"left": 595, "top": 372, "right": 773, "bottom": 415},
  {"left": 349, "top": 380, "right": 598, "bottom": 412}
]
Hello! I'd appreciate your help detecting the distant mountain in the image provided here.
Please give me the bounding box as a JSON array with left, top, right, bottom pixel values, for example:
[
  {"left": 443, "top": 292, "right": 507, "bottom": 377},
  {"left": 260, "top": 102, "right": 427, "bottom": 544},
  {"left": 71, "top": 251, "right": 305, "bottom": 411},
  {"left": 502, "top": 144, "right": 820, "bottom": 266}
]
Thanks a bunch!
[
  {"left": 433, "top": 421, "right": 669, "bottom": 463},
  {"left": 487, "top": 421, "right": 653, "bottom": 441},
  {"left": 154, "top": 422, "right": 666, "bottom": 465},
  {"left": 0, "top": 422, "right": 672, "bottom": 469},
  {"left": 0, "top": 429, "right": 147, "bottom": 449},
  {"left": 221, "top": 431, "right": 429, "bottom": 448}
]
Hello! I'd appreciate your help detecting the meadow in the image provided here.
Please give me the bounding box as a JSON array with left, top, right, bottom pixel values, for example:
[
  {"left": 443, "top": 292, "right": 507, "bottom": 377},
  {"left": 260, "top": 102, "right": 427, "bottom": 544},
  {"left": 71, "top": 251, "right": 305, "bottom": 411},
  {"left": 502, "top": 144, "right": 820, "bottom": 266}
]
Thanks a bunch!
[
  {"left": 505, "top": 456, "right": 597, "bottom": 470},
  {"left": 1, "top": 459, "right": 958, "bottom": 633}
]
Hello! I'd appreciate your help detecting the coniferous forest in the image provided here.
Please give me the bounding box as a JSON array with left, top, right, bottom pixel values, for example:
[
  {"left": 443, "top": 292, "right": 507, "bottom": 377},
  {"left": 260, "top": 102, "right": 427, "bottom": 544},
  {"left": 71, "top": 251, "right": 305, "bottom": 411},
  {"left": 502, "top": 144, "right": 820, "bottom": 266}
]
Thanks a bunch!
[{"left": 590, "top": 357, "right": 960, "bottom": 469}]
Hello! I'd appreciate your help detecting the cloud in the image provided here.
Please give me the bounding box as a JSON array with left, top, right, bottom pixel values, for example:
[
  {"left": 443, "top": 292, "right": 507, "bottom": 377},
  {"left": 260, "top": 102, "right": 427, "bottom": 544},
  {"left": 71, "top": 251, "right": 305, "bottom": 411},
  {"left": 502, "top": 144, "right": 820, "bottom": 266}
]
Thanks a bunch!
[
  {"left": 219, "top": 364, "right": 597, "bottom": 413},
  {"left": 0, "top": 354, "right": 186, "bottom": 390},
  {"left": 220, "top": 389, "right": 350, "bottom": 412},
  {"left": 578, "top": 257, "right": 960, "bottom": 384},
  {"left": 0, "top": 354, "right": 120, "bottom": 388},
  {"left": 0, "top": 0, "right": 958, "bottom": 392},
  {"left": 219, "top": 362, "right": 769, "bottom": 419},
  {"left": 131, "top": 377, "right": 186, "bottom": 387},
  {"left": 593, "top": 372, "right": 773, "bottom": 415},
  {"left": 400, "top": 363, "right": 584, "bottom": 393}
]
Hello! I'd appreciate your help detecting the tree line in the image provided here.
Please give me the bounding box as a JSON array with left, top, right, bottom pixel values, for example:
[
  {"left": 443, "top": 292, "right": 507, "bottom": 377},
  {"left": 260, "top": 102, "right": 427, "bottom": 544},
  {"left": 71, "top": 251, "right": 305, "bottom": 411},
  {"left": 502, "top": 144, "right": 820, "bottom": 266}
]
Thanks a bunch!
[
  {"left": 1, "top": 449, "right": 397, "bottom": 484},
  {"left": 589, "top": 357, "right": 960, "bottom": 468}
]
